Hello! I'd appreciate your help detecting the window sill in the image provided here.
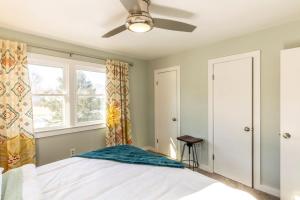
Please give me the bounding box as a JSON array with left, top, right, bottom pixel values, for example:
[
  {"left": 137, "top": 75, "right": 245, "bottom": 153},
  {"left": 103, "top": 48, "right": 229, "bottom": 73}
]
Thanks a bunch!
[{"left": 35, "top": 124, "right": 106, "bottom": 138}]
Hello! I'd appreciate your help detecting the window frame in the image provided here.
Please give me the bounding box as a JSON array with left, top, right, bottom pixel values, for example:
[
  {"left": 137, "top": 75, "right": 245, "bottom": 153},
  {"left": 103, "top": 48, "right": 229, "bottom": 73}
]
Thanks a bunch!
[
  {"left": 28, "top": 57, "right": 68, "bottom": 132},
  {"left": 28, "top": 53, "right": 106, "bottom": 138},
  {"left": 73, "top": 63, "right": 106, "bottom": 127}
]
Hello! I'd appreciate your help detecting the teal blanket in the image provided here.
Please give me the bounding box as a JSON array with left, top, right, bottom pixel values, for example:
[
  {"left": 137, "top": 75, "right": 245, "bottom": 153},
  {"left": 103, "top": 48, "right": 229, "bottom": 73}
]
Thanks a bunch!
[{"left": 76, "top": 145, "right": 184, "bottom": 168}]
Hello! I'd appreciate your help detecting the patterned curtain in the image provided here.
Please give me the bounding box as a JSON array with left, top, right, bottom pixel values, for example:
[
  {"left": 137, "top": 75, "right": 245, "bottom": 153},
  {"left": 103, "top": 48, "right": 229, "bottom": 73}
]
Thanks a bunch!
[
  {"left": 105, "top": 60, "right": 132, "bottom": 146},
  {"left": 0, "top": 40, "right": 35, "bottom": 171}
]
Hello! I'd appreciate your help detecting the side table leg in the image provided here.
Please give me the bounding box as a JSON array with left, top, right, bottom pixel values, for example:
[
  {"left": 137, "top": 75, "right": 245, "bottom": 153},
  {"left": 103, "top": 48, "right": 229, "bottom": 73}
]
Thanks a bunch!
[
  {"left": 193, "top": 145, "right": 199, "bottom": 168},
  {"left": 188, "top": 145, "right": 191, "bottom": 169},
  {"left": 192, "top": 144, "right": 196, "bottom": 170},
  {"left": 180, "top": 144, "right": 186, "bottom": 162}
]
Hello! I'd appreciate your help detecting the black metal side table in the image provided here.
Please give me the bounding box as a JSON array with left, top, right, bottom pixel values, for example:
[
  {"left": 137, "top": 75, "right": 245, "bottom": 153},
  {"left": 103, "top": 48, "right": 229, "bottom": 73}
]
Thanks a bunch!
[{"left": 177, "top": 135, "right": 203, "bottom": 170}]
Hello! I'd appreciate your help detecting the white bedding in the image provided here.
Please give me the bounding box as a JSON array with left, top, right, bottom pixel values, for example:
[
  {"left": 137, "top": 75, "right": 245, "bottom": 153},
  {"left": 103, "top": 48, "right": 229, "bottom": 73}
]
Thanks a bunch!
[
  {"left": 1, "top": 164, "right": 41, "bottom": 200},
  {"left": 37, "top": 157, "right": 256, "bottom": 200}
]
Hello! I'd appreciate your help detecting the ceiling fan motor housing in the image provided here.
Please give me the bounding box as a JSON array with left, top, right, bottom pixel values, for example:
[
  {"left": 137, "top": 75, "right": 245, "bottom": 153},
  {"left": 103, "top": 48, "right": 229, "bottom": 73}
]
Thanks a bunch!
[{"left": 137, "top": 0, "right": 151, "bottom": 13}]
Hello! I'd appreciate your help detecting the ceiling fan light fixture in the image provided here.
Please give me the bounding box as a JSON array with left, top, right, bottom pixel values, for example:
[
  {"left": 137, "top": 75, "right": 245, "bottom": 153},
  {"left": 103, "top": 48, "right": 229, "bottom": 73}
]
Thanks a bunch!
[
  {"left": 126, "top": 14, "right": 153, "bottom": 33},
  {"left": 128, "top": 22, "right": 151, "bottom": 33}
]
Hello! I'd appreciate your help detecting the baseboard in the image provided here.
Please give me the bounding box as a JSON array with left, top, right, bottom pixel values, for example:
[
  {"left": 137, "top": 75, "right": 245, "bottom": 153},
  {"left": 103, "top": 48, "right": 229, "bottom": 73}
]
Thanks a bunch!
[
  {"left": 255, "top": 184, "right": 280, "bottom": 197},
  {"left": 181, "top": 161, "right": 212, "bottom": 172},
  {"left": 199, "top": 164, "right": 213, "bottom": 173},
  {"left": 141, "top": 146, "right": 156, "bottom": 152}
]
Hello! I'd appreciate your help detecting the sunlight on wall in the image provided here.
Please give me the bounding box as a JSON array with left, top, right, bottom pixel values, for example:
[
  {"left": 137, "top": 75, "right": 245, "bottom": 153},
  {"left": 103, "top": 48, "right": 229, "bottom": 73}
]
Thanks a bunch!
[{"left": 170, "top": 137, "right": 177, "bottom": 159}]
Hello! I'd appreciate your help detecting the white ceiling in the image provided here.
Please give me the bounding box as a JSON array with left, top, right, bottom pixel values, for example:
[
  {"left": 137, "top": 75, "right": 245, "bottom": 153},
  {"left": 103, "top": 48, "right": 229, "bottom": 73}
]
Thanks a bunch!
[{"left": 0, "top": 0, "right": 300, "bottom": 60}]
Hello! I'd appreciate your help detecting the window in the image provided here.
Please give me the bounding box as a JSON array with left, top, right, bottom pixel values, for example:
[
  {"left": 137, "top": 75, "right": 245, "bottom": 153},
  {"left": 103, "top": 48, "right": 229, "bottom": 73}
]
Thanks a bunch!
[
  {"left": 29, "top": 64, "right": 66, "bottom": 129},
  {"left": 76, "top": 70, "right": 106, "bottom": 124},
  {"left": 28, "top": 54, "right": 106, "bottom": 137}
]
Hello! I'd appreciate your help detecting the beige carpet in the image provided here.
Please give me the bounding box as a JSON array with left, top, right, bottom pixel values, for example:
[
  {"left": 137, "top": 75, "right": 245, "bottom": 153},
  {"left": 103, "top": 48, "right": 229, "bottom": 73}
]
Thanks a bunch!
[
  {"left": 147, "top": 150, "right": 279, "bottom": 200},
  {"left": 195, "top": 168, "right": 279, "bottom": 200}
]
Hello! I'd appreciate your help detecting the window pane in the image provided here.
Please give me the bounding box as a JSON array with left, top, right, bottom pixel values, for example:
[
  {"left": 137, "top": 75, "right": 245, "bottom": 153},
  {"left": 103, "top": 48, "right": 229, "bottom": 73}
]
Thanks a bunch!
[
  {"left": 76, "top": 96, "right": 105, "bottom": 123},
  {"left": 32, "top": 96, "right": 64, "bottom": 129},
  {"left": 29, "top": 64, "right": 64, "bottom": 94},
  {"left": 76, "top": 70, "right": 105, "bottom": 95}
]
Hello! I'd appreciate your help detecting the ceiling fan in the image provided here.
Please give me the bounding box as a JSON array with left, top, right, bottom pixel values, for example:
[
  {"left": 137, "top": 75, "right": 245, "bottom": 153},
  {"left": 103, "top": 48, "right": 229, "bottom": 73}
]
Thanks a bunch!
[{"left": 102, "top": 0, "right": 196, "bottom": 38}]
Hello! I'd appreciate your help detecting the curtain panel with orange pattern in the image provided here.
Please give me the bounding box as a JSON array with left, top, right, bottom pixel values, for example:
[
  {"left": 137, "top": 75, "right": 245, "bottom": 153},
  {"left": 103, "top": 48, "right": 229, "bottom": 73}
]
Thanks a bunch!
[
  {"left": 105, "top": 60, "right": 132, "bottom": 146},
  {"left": 0, "top": 40, "right": 35, "bottom": 171}
]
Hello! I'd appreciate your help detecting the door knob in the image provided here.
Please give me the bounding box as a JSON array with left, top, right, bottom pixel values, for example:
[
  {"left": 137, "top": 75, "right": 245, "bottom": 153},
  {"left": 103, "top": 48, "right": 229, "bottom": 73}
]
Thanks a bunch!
[
  {"left": 244, "top": 127, "right": 251, "bottom": 132},
  {"left": 172, "top": 118, "right": 177, "bottom": 122},
  {"left": 282, "top": 133, "right": 291, "bottom": 139}
]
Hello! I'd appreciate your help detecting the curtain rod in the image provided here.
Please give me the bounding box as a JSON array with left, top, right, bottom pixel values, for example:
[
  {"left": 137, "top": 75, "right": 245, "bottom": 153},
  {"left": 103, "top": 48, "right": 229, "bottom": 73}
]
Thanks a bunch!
[{"left": 28, "top": 45, "right": 134, "bottom": 67}]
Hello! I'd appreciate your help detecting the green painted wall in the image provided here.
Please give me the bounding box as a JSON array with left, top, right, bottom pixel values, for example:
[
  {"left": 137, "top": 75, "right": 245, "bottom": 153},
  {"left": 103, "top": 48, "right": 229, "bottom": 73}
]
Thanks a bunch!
[
  {"left": 147, "top": 20, "right": 300, "bottom": 189},
  {"left": 2, "top": 19, "right": 300, "bottom": 190},
  {"left": 0, "top": 27, "right": 150, "bottom": 165}
]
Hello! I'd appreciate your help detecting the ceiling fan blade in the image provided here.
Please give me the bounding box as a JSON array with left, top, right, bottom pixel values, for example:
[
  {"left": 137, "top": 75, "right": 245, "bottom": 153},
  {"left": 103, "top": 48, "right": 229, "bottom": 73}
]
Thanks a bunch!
[
  {"left": 153, "top": 18, "right": 196, "bottom": 32},
  {"left": 120, "top": 0, "right": 141, "bottom": 13},
  {"left": 102, "top": 25, "right": 127, "bottom": 38},
  {"left": 150, "top": 4, "right": 195, "bottom": 19}
]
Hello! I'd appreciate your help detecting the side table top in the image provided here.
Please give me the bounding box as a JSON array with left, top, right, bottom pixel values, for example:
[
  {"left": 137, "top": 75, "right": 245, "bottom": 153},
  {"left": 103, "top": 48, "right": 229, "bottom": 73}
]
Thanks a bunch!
[{"left": 177, "top": 135, "right": 203, "bottom": 144}]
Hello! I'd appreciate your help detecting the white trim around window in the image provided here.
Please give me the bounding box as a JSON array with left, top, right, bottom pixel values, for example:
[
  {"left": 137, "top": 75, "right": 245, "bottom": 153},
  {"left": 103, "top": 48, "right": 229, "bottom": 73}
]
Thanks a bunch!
[
  {"left": 73, "top": 64, "right": 106, "bottom": 127},
  {"left": 35, "top": 124, "right": 106, "bottom": 138},
  {"left": 28, "top": 53, "right": 106, "bottom": 138}
]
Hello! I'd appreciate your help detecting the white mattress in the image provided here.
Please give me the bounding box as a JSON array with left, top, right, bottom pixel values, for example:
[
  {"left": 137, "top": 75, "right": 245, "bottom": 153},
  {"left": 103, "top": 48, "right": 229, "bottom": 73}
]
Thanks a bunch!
[{"left": 37, "top": 157, "right": 256, "bottom": 200}]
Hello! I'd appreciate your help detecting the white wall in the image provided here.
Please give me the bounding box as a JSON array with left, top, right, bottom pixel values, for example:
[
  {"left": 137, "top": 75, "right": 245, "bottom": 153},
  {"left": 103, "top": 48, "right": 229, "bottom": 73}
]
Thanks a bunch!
[{"left": 147, "top": 20, "right": 300, "bottom": 190}]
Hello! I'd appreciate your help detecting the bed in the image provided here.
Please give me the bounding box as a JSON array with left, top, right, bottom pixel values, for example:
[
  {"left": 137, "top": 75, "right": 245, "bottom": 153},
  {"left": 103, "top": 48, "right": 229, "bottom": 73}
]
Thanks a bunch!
[
  {"left": 1, "top": 146, "right": 256, "bottom": 200},
  {"left": 35, "top": 151, "right": 256, "bottom": 200}
]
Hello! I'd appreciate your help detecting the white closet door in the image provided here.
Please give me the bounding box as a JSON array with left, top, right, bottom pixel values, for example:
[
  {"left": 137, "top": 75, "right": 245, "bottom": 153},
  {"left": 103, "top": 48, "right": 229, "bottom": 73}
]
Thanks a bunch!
[
  {"left": 281, "top": 48, "right": 300, "bottom": 200},
  {"left": 213, "top": 57, "right": 253, "bottom": 187},
  {"left": 155, "top": 67, "right": 180, "bottom": 159}
]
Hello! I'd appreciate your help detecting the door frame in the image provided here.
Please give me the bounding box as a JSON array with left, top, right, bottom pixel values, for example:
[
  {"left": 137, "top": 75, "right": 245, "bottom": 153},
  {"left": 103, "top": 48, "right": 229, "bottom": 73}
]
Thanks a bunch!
[
  {"left": 154, "top": 66, "right": 181, "bottom": 158},
  {"left": 208, "top": 51, "right": 260, "bottom": 189}
]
